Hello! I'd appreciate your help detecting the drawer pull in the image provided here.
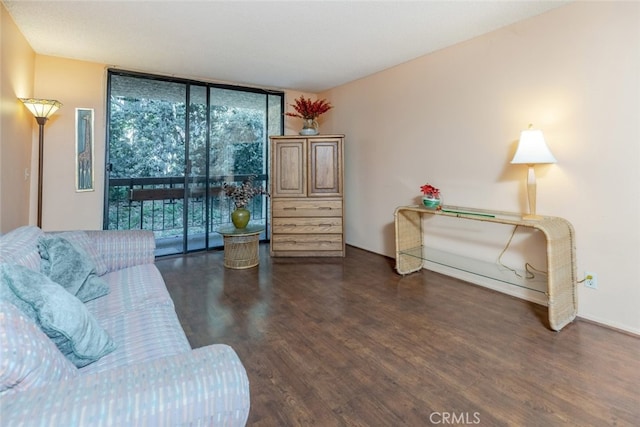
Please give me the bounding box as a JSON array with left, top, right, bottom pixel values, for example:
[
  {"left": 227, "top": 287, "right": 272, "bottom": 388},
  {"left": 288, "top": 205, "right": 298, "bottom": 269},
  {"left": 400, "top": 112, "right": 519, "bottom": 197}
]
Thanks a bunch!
[
  {"left": 319, "top": 224, "right": 333, "bottom": 227},
  {"left": 283, "top": 207, "right": 297, "bottom": 210},
  {"left": 318, "top": 206, "right": 332, "bottom": 210}
]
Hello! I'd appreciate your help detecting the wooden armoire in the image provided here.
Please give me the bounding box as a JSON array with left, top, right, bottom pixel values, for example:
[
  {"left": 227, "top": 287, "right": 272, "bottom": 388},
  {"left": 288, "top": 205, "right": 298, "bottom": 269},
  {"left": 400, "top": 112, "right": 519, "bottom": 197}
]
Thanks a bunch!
[{"left": 269, "top": 135, "right": 345, "bottom": 257}]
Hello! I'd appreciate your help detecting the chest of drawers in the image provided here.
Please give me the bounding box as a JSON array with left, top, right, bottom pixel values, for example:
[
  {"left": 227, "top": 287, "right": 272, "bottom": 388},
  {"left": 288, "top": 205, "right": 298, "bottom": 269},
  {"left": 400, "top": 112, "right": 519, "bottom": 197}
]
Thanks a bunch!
[{"left": 269, "top": 135, "right": 345, "bottom": 257}]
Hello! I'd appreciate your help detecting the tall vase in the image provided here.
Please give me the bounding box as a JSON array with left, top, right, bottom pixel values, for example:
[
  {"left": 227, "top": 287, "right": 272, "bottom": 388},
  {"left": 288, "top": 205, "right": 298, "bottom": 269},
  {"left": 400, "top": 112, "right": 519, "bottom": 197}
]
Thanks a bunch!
[
  {"left": 231, "top": 207, "right": 251, "bottom": 229},
  {"left": 299, "top": 118, "right": 319, "bottom": 136}
]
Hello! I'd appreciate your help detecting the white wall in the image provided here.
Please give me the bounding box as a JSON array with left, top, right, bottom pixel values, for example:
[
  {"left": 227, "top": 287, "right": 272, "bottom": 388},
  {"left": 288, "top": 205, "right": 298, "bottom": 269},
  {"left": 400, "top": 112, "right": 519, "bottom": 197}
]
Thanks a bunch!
[
  {"left": 0, "top": 4, "right": 35, "bottom": 232},
  {"left": 32, "top": 56, "right": 107, "bottom": 231},
  {"left": 320, "top": 2, "right": 640, "bottom": 333}
]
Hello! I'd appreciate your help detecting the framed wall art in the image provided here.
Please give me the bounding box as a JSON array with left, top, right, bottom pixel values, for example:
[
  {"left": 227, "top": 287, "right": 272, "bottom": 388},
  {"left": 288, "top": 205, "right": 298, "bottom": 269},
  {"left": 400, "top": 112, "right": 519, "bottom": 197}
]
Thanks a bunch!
[{"left": 75, "top": 108, "right": 94, "bottom": 191}]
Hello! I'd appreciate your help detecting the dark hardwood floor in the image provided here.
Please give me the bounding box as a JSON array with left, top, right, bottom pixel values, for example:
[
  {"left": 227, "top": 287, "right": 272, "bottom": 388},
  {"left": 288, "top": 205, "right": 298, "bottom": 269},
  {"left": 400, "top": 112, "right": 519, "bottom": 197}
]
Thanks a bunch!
[{"left": 156, "top": 245, "right": 640, "bottom": 426}]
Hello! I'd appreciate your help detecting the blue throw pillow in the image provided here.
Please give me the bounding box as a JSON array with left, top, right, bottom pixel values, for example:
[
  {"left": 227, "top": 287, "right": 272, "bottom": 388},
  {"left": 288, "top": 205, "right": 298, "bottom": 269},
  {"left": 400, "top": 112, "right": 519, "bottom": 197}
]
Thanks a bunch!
[
  {"left": 38, "top": 236, "right": 109, "bottom": 302},
  {"left": 0, "top": 264, "right": 116, "bottom": 368},
  {"left": 0, "top": 301, "right": 78, "bottom": 394},
  {"left": 49, "top": 231, "right": 108, "bottom": 276}
]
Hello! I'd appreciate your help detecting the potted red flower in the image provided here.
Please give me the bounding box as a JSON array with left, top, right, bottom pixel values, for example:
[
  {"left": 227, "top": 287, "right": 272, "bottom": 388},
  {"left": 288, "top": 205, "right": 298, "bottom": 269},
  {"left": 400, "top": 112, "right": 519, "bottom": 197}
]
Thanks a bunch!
[
  {"left": 420, "top": 183, "right": 441, "bottom": 210},
  {"left": 285, "top": 95, "right": 333, "bottom": 135}
]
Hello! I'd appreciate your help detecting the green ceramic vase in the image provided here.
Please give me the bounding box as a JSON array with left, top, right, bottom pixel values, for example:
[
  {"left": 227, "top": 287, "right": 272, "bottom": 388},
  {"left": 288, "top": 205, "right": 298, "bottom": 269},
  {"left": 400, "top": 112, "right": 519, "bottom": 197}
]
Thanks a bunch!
[
  {"left": 422, "top": 196, "right": 441, "bottom": 210},
  {"left": 231, "top": 207, "right": 250, "bottom": 229}
]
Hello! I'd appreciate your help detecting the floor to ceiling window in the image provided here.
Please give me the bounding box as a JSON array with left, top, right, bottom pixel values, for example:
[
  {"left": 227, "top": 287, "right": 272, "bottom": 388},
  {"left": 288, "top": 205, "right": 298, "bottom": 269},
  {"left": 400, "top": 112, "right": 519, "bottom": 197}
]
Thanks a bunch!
[{"left": 104, "top": 70, "right": 283, "bottom": 255}]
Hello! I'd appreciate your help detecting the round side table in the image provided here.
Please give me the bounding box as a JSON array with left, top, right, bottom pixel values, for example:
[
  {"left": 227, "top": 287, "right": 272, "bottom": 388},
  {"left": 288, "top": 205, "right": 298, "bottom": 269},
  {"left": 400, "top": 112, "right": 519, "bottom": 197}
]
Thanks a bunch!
[{"left": 215, "top": 224, "right": 265, "bottom": 269}]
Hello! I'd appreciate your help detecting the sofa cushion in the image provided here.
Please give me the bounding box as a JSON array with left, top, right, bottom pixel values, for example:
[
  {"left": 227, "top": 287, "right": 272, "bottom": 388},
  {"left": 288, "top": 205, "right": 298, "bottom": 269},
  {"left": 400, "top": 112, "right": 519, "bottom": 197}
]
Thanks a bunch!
[
  {"left": 79, "top": 304, "right": 190, "bottom": 375},
  {"left": 85, "top": 229, "right": 156, "bottom": 272},
  {"left": 48, "top": 231, "right": 109, "bottom": 276},
  {"left": 84, "top": 264, "right": 174, "bottom": 320},
  {"left": 0, "top": 264, "right": 116, "bottom": 368},
  {"left": 38, "top": 236, "right": 109, "bottom": 303},
  {"left": 0, "top": 302, "right": 78, "bottom": 395},
  {"left": 0, "top": 226, "right": 43, "bottom": 271}
]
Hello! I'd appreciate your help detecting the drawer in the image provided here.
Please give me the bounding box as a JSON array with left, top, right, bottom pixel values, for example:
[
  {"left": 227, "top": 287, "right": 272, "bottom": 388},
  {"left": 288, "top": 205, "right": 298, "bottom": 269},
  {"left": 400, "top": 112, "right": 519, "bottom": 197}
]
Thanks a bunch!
[
  {"left": 272, "top": 199, "right": 342, "bottom": 217},
  {"left": 271, "top": 234, "right": 343, "bottom": 251},
  {"left": 272, "top": 217, "right": 342, "bottom": 234}
]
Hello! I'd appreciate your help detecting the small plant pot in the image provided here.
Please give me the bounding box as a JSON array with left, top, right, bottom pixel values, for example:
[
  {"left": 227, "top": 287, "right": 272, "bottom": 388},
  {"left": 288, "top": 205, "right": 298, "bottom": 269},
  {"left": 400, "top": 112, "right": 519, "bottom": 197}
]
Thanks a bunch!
[{"left": 422, "top": 196, "right": 441, "bottom": 210}]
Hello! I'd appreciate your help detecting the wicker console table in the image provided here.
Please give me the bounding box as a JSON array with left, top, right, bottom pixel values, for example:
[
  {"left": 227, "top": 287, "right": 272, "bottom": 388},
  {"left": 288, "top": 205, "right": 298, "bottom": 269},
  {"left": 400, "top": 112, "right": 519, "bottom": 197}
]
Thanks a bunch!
[{"left": 394, "top": 205, "right": 577, "bottom": 331}]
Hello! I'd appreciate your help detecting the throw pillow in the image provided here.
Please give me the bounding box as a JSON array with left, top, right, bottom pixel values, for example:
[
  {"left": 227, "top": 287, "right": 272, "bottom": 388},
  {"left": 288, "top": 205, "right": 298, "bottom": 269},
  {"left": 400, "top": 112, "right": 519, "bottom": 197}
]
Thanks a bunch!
[
  {"left": 38, "top": 236, "right": 109, "bottom": 303},
  {"left": 49, "top": 231, "right": 109, "bottom": 276},
  {"left": 0, "top": 264, "right": 117, "bottom": 368},
  {"left": 0, "top": 301, "right": 78, "bottom": 395}
]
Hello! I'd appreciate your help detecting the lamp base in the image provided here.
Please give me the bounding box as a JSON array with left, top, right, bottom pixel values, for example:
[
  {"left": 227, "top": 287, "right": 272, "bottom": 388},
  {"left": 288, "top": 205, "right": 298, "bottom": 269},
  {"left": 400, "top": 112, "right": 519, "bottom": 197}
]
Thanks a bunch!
[{"left": 522, "top": 214, "right": 544, "bottom": 221}]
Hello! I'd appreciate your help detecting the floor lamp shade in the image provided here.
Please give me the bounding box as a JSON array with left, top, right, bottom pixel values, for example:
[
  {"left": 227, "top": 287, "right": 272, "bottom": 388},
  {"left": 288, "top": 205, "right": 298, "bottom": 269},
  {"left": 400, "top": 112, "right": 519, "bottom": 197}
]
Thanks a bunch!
[
  {"left": 20, "top": 98, "right": 62, "bottom": 228},
  {"left": 511, "top": 126, "right": 557, "bottom": 220},
  {"left": 20, "top": 98, "right": 62, "bottom": 120}
]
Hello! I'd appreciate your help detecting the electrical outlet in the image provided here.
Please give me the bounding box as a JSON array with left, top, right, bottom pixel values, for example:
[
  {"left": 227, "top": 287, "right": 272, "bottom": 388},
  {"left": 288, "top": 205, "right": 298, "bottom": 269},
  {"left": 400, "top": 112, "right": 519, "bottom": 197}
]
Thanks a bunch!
[{"left": 584, "top": 272, "right": 597, "bottom": 289}]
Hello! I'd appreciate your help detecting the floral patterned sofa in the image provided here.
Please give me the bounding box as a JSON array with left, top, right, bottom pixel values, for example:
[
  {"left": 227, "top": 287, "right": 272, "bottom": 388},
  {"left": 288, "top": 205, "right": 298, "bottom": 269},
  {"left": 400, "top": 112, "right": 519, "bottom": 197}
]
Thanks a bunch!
[{"left": 0, "top": 226, "right": 250, "bottom": 426}]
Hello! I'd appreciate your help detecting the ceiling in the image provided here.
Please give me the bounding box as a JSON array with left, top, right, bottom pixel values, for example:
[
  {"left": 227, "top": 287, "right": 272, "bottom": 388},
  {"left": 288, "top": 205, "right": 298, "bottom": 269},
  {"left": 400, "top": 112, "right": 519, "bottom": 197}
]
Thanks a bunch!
[{"left": 4, "top": 1, "right": 570, "bottom": 93}]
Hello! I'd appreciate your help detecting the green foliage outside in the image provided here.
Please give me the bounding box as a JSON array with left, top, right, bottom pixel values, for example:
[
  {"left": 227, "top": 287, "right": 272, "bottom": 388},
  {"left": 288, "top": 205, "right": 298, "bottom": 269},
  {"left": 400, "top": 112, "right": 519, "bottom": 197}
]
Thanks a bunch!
[{"left": 107, "top": 83, "right": 281, "bottom": 241}]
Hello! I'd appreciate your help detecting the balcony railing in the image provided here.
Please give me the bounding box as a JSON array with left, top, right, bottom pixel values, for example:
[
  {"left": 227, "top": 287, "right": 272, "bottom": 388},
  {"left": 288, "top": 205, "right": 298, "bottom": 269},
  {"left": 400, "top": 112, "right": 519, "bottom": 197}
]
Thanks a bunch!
[{"left": 107, "top": 174, "right": 268, "bottom": 252}]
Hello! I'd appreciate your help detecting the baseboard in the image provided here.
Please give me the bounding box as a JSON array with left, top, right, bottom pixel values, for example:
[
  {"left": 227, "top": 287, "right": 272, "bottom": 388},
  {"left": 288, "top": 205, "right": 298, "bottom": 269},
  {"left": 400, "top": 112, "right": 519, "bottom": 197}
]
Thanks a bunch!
[{"left": 576, "top": 314, "right": 640, "bottom": 337}]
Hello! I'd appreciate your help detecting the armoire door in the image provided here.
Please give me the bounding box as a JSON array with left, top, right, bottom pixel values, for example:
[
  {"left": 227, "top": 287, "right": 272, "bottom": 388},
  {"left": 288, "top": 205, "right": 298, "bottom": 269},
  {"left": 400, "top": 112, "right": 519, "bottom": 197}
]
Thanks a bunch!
[
  {"left": 309, "top": 137, "right": 342, "bottom": 197},
  {"left": 271, "top": 139, "right": 307, "bottom": 197}
]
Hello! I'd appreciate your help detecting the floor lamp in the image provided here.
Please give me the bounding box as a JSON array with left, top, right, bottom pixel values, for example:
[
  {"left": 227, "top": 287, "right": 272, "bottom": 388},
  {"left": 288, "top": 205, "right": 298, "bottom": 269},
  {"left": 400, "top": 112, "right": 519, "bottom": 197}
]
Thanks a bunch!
[
  {"left": 511, "top": 124, "right": 557, "bottom": 221},
  {"left": 20, "top": 98, "right": 62, "bottom": 227}
]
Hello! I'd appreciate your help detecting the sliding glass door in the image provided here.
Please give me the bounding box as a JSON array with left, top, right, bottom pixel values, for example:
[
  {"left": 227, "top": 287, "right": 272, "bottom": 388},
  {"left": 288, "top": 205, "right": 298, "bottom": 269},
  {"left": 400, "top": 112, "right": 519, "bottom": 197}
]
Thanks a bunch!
[
  {"left": 104, "top": 70, "right": 283, "bottom": 255},
  {"left": 184, "top": 84, "right": 209, "bottom": 252},
  {"left": 206, "top": 87, "right": 271, "bottom": 247}
]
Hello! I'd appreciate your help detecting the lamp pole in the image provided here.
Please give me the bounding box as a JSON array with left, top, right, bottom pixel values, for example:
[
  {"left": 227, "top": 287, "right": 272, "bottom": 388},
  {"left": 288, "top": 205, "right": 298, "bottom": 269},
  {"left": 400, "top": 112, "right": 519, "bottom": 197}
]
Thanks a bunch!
[
  {"left": 20, "top": 98, "right": 62, "bottom": 228},
  {"left": 35, "top": 116, "right": 47, "bottom": 227}
]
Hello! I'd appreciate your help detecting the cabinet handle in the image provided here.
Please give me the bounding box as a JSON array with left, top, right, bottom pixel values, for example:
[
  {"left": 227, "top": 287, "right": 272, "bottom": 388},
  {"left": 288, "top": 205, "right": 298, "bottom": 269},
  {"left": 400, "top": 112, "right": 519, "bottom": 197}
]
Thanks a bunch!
[
  {"left": 318, "top": 206, "right": 332, "bottom": 210},
  {"left": 283, "top": 207, "right": 297, "bottom": 210},
  {"left": 319, "top": 224, "right": 333, "bottom": 227},
  {"left": 284, "top": 224, "right": 297, "bottom": 227}
]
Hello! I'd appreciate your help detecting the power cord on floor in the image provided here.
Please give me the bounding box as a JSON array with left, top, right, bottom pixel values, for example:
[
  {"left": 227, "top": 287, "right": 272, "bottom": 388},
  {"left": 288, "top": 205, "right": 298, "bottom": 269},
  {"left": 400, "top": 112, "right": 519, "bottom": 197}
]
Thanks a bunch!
[{"left": 497, "top": 225, "right": 547, "bottom": 280}]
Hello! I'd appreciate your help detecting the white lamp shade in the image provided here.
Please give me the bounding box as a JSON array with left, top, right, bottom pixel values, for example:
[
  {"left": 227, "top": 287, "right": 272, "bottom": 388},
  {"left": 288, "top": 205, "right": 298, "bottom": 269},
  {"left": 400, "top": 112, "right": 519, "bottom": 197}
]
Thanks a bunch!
[
  {"left": 511, "top": 128, "right": 557, "bottom": 164},
  {"left": 20, "top": 98, "right": 62, "bottom": 119}
]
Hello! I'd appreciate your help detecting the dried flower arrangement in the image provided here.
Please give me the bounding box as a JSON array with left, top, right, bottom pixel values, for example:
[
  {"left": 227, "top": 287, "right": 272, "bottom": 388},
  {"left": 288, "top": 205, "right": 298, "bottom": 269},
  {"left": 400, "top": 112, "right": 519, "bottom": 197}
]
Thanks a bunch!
[
  {"left": 223, "top": 175, "right": 268, "bottom": 209},
  {"left": 285, "top": 95, "right": 333, "bottom": 120}
]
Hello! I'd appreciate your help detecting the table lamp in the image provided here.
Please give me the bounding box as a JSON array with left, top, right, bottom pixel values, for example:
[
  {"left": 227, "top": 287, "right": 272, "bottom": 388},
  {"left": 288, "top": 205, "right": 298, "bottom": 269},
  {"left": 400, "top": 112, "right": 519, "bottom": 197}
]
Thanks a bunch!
[{"left": 511, "top": 124, "right": 557, "bottom": 220}]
